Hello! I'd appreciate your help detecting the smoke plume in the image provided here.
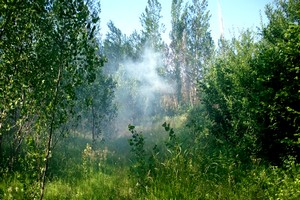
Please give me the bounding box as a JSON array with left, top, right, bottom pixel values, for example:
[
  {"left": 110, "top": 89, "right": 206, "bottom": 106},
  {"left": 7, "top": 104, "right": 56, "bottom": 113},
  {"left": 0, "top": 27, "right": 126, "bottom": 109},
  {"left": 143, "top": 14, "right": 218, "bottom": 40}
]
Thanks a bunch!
[{"left": 110, "top": 47, "right": 174, "bottom": 136}]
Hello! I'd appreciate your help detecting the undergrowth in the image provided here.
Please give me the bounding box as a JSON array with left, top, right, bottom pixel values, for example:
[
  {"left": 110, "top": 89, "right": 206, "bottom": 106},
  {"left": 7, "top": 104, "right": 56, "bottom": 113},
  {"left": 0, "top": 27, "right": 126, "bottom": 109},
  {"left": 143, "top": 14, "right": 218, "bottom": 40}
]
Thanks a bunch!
[{"left": 1, "top": 116, "right": 300, "bottom": 199}]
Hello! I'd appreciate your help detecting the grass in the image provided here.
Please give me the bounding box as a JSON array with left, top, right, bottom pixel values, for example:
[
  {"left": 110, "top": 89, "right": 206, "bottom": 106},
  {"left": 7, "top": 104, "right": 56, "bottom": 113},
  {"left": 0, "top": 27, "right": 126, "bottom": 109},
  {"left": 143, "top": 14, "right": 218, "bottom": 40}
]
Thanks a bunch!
[
  {"left": 44, "top": 170, "right": 133, "bottom": 200},
  {"left": 1, "top": 115, "right": 300, "bottom": 199}
]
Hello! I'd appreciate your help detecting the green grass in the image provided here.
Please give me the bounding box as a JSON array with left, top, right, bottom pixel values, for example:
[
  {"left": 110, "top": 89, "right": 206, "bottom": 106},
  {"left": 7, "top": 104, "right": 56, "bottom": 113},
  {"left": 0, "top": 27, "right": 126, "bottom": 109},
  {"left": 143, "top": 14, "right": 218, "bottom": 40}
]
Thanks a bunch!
[
  {"left": 43, "top": 159, "right": 300, "bottom": 200},
  {"left": 44, "top": 170, "right": 133, "bottom": 200},
  {"left": 2, "top": 115, "right": 300, "bottom": 199}
]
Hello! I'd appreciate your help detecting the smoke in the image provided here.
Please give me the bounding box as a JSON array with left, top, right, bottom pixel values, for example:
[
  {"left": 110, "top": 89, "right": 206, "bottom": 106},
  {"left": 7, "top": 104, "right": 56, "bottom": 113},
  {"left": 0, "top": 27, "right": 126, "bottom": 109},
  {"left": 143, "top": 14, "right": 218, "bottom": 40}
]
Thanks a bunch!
[
  {"left": 110, "top": 47, "right": 174, "bottom": 136},
  {"left": 126, "top": 49, "right": 173, "bottom": 93}
]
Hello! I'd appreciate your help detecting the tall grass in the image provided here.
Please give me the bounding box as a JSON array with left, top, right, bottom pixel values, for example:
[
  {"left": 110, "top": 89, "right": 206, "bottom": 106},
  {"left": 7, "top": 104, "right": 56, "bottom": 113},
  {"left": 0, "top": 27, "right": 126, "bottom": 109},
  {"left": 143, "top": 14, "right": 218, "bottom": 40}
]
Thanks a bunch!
[{"left": 1, "top": 115, "right": 300, "bottom": 199}]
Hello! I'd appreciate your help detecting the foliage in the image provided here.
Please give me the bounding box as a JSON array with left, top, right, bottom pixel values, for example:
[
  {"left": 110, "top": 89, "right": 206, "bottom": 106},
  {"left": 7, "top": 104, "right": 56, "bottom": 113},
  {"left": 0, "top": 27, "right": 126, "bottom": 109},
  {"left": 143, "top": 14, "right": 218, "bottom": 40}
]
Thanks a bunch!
[
  {"left": 195, "top": 0, "right": 300, "bottom": 164},
  {"left": 75, "top": 73, "right": 116, "bottom": 142},
  {"left": 169, "top": 0, "right": 214, "bottom": 107},
  {"left": 1, "top": 115, "right": 299, "bottom": 199},
  {"left": 252, "top": 0, "right": 300, "bottom": 163},
  {"left": 128, "top": 124, "right": 149, "bottom": 194},
  {"left": 140, "top": 0, "right": 166, "bottom": 51},
  {"left": 1, "top": 0, "right": 300, "bottom": 199},
  {"left": 198, "top": 31, "right": 261, "bottom": 163},
  {"left": 0, "top": 0, "right": 109, "bottom": 198}
]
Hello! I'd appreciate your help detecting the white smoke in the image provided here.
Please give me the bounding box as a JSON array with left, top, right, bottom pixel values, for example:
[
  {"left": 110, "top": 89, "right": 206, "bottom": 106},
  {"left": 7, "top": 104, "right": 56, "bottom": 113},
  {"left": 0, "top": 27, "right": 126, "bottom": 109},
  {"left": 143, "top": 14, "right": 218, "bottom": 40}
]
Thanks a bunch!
[
  {"left": 111, "top": 47, "right": 174, "bottom": 136},
  {"left": 125, "top": 48, "right": 173, "bottom": 94}
]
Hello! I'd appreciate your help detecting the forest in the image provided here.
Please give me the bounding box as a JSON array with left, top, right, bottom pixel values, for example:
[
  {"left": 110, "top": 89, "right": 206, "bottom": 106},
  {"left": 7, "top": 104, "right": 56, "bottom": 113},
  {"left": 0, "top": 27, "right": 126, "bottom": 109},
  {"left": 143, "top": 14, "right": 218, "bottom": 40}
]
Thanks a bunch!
[{"left": 0, "top": 0, "right": 299, "bottom": 199}]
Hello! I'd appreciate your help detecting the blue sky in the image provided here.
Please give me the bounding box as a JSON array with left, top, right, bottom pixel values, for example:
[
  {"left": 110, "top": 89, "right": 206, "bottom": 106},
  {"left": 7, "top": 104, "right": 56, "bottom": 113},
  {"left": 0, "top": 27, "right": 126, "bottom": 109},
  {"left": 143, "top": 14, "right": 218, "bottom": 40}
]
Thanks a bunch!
[{"left": 100, "top": 0, "right": 273, "bottom": 44}]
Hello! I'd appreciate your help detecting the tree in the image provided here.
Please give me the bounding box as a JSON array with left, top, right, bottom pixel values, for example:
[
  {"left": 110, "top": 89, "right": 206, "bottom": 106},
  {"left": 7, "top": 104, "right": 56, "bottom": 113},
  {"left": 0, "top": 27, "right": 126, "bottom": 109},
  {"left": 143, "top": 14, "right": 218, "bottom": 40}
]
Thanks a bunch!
[
  {"left": 103, "top": 22, "right": 143, "bottom": 132},
  {"left": 139, "top": 0, "right": 171, "bottom": 117},
  {"left": 169, "top": 0, "right": 185, "bottom": 107},
  {"left": 251, "top": 0, "right": 300, "bottom": 163},
  {"left": 199, "top": 31, "right": 261, "bottom": 161},
  {"left": 169, "top": 0, "right": 213, "bottom": 108},
  {"left": 140, "top": 0, "right": 166, "bottom": 51},
  {"left": 0, "top": 0, "right": 106, "bottom": 198},
  {"left": 75, "top": 73, "right": 116, "bottom": 144},
  {"left": 103, "top": 21, "right": 128, "bottom": 73},
  {"left": 196, "top": 0, "right": 300, "bottom": 164},
  {"left": 103, "top": 0, "right": 171, "bottom": 126},
  {"left": 184, "top": 0, "right": 214, "bottom": 105}
]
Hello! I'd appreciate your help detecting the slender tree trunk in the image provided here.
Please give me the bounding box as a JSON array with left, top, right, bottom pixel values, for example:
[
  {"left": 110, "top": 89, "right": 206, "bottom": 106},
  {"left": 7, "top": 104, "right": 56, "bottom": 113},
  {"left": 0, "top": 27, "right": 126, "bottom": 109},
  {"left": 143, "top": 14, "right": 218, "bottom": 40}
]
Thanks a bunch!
[
  {"left": 40, "top": 63, "right": 62, "bottom": 200},
  {"left": 39, "top": 126, "right": 53, "bottom": 200},
  {"left": 91, "top": 101, "right": 96, "bottom": 145}
]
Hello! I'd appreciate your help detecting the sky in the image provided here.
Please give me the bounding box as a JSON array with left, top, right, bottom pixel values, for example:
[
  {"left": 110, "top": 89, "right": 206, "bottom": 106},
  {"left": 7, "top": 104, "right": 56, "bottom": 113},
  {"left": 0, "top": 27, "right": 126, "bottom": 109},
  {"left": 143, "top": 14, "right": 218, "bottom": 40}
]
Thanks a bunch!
[{"left": 100, "top": 0, "right": 273, "bottom": 44}]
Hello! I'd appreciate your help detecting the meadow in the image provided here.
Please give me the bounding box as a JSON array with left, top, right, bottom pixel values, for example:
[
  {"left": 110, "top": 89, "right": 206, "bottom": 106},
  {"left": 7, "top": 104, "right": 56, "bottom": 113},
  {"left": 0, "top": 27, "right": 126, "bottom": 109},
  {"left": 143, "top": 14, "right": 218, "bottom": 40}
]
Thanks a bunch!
[{"left": 3, "top": 115, "right": 297, "bottom": 200}]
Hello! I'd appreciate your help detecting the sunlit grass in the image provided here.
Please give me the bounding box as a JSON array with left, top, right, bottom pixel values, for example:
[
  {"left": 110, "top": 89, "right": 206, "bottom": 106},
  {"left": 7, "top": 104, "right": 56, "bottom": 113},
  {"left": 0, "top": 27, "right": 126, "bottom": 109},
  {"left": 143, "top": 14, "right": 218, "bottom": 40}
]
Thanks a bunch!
[
  {"left": 44, "top": 170, "right": 133, "bottom": 200},
  {"left": 2, "top": 114, "right": 300, "bottom": 200},
  {"left": 43, "top": 115, "right": 300, "bottom": 200}
]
